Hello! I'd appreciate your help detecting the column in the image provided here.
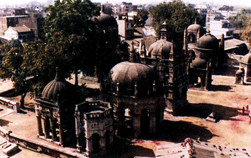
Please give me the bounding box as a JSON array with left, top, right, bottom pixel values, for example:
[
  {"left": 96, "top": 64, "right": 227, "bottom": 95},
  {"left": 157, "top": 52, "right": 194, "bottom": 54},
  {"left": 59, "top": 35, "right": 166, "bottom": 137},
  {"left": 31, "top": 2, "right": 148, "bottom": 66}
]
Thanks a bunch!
[
  {"left": 36, "top": 113, "right": 43, "bottom": 136},
  {"left": 42, "top": 115, "right": 49, "bottom": 139},
  {"left": 58, "top": 120, "right": 64, "bottom": 146},
  {"left": 49, "top": 111, "right": 56, "bottom": 141}
]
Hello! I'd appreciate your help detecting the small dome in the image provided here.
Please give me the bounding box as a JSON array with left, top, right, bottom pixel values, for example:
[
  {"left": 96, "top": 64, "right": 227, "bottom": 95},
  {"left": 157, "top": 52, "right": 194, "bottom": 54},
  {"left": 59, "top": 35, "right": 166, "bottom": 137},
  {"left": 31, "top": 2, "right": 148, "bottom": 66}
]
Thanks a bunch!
[
  {"left": 109, "top": 62, "right": 157, "bottom": 87},
  {"left": 96, "top": 12, "right": 117, "bottom": 27},
  {"left": 42, "top": 72, "right": 74, "bottom": 102},
  {"left": 148, "top": 39, "right": 178, "bottom": 59},
  {"left": 240, "top": 52, "right": 251, "bottom": 65},
  {"left": 191, "top": 57, "right": 207, "bottom": 69},
  {"left": 187, "top": 23, "right": 201, "bottom": 32},
  {"left": 196, "top": 32, "right": 219, "bottom": 51}
]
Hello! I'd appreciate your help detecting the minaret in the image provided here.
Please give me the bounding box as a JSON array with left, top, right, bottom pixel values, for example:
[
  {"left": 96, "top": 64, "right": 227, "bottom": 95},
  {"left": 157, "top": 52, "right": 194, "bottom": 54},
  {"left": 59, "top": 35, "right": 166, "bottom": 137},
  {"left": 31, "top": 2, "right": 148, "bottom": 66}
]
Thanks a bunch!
[
  {"left": 183, "top": 28, "right": 188, "bottom": 52},
  {"left": 129, "top": 41, "right": 136, "bottom": 62}
]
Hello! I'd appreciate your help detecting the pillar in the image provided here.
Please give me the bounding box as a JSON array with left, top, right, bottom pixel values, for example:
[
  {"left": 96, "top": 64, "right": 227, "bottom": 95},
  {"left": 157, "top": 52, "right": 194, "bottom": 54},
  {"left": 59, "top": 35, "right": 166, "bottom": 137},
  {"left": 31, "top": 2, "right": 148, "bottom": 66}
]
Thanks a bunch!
[
  {"left": 42, "top": 115, "right": 49, "bottom": 139},
  {"left": 75, "top": 110, "right": 82, "bottom": 152},
  {"left": 49, "top": 111, "right": 57, "bottom": 141},
  {"left": 36, "top": 113, "right": 43, "bottom": 136},
  {"left": 58, "top": 119, "right": 64, "bottom": 146}
]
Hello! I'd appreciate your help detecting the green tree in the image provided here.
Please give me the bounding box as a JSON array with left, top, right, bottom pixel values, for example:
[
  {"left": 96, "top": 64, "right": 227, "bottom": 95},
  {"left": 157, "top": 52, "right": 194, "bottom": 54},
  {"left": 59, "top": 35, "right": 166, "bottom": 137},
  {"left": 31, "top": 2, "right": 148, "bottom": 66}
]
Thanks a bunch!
[
  {"left": 134, "top": 8, "right": 149, "bottom": 27},
  {"left": 0, "top": 41, "right": 30, "bottom": 108},
  {"left": 44, "top": 0, "right": 100, "bottom": 86},
  {"left": 149, "top": 0, "right": 198, "bottom": 45},
  {"left": 22, "top": 40, "right": 57, "bottom": 93},
  {"left": 241, "top": 16, "right": 251, "bottom": 47},
  {"left": 229, "top": 8, "right": 251, "bottom": 29}
]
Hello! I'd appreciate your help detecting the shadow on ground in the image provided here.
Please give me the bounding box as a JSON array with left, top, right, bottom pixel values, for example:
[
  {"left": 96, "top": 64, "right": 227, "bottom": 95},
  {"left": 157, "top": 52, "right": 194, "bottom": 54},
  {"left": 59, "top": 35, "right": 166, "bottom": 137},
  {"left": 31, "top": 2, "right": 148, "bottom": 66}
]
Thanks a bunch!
[
  {"left": 210, "top": 85, "right": 233, "bottom": 92},
  {"left": 142, "top": 120, "right": 216, "bottom": 143},
  {"left": 0, "top": 119, "right": 11, "bottom": 126},
  {"left": 213, "top": 65, "right": 238, "bottom": 77},
  {"left": 179, "top": 103, "right": 240, "bottom": 121},
  {"left": 108, "top": 138, "right": 155, "bottom": 158}
]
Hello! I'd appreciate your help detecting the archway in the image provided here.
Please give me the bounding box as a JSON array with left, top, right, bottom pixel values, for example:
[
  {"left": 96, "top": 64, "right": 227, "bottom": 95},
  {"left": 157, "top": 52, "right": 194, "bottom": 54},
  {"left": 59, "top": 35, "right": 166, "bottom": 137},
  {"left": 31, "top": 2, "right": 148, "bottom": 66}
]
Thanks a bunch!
[
  {"left": 124, "top": 108, "right": 133, "bottom": 137},
  {"left": 140, "top": 109, "right": 150, "bottom": 136},
  {"left": 92, "top": 133, "right": 100, "bottom": 153}
]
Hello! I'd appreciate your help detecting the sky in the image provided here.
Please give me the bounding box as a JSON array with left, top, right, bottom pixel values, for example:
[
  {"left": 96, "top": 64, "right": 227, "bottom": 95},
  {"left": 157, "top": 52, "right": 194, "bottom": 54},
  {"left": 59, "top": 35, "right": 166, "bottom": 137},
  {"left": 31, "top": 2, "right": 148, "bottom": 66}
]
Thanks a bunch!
[{"left": 0, "top": 0, "right": 251, "bottom": 7}]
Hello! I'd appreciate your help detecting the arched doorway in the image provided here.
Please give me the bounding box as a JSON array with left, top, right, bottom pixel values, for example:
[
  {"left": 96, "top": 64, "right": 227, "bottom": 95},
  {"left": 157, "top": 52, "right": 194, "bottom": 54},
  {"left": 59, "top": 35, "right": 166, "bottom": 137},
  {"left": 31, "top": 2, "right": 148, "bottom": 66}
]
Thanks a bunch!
[
  {"left": 140, "top": 109, "right": 150, "bottom": 136},
  {"left": 124, "top": 108, "right": 133, "bottom": 137},
  {"left": 92, "top": 133, "right": 100, "bottom": 153}
]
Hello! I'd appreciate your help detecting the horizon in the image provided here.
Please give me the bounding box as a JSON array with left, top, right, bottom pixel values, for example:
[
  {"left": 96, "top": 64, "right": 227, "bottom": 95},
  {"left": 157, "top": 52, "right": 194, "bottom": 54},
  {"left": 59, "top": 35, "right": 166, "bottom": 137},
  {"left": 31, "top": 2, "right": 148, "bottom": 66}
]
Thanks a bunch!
[{"left": 0, "top": 0, "right": 250, "bottom": 8}]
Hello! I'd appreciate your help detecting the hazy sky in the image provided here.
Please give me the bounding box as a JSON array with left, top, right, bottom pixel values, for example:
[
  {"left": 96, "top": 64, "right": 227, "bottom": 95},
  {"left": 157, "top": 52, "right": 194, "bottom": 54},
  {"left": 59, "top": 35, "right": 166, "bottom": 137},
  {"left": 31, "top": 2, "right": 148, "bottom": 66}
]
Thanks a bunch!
[{"left": 0, "top": 0, "right": 251, "bottom": 7}]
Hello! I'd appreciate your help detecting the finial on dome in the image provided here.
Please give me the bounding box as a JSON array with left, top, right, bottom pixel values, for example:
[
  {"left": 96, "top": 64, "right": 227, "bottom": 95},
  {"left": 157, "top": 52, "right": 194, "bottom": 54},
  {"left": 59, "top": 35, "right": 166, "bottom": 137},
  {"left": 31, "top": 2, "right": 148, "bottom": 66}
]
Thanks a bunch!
[{"left": 206, "top": 30, "right": 211, "bottom": 35}]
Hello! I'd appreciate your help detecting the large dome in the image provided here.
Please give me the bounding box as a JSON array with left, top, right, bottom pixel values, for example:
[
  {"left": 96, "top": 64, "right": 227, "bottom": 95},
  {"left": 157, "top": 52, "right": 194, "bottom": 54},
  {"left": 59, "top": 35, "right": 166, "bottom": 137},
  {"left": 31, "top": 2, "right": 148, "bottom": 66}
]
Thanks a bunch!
[
  {"left": 109, "top": 62, "right": 156, "bottom": 87},
  {"left": 187, "top": 23, "right": 202, "bottom": 32},
  {"left": 42, "top": 73, "right": 74, "bottom": 102},
  {"left": 96, "top": 12, "right": 118, "bottom": 27},
  {"left": 148, "top": 39, "right": 177, "bottom": 59},
  {"left": 196, "top": 32, "right": 219, "bottom": 51}
]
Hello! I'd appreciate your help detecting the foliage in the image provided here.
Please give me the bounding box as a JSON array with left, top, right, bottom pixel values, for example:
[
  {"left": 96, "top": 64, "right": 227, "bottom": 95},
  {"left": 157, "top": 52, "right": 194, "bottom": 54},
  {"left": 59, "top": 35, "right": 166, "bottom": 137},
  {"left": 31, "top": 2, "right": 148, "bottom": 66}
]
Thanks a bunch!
[
  {"left": 0, "top": 41, "right": 30, "bottom": 108},
  {"left": 229, "top": 8, "right": 251, "bottom": 29},
  {"left": 134, "top": 8, "right": 149, "bottom": 27},
  {"left": 44, "top": 0, "right": 101, "bottom": 85},
  {"left": 240, "top": 16, "right": 251, "bottom": 47},
  {"left": 149, "top": 0, "right": 198, "bottom": 45},
  {"left": 219, "top": 5, "right": 234, "bottom": 11}
]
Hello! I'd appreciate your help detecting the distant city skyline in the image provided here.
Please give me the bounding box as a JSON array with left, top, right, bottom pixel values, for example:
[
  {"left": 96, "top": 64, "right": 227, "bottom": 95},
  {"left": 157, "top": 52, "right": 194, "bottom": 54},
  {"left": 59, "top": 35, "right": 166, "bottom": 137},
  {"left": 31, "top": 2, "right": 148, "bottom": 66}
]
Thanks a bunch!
[{"left": 0, "top": 0, "right": 250, "bottom": 7}]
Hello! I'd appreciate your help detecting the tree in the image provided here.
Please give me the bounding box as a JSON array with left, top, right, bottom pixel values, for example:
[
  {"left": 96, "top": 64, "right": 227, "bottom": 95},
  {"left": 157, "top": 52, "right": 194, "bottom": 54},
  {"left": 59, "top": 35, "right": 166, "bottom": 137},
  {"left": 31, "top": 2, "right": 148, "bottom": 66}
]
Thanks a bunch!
[
  {"left": 44, "top": 0, "right": 100, "bottom": 86},
  {"left": 150, "top": 0, "right": 198, "bottom": 45},
  {"left": 0, "top": 41, "right": 30, "bottom": 108},
  {"left": 22, "top": 40, "right": 57, "bottom": 93},
  {"left": 229, "top": 8, "right": 251, "bottom": 29},
  {"left": 134, "top": 8, "right": 149, "bottom": 27},
  {"left": 241, "top": 16, "right": 251, "bottom": 47}
]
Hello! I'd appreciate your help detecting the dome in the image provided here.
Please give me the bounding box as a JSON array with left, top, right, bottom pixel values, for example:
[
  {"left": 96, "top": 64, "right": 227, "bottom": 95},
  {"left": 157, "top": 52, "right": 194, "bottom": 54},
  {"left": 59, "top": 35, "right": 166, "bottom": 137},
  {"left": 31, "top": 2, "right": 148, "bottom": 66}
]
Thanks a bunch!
[
  {"left": 96, "top": 12, "right": 118, "bottom": 27},
  {"left": 42, "top": 73, "right": 74, "bottom": 102},
  {"left": 148, "top": 39, "right": 178, "bottom": 59},
  {"left": 187, "top": 23, "right": 201, "bottom": 32},
  {"left": 196, "top": 32, "right": 219, "bottom": 51},
  {"left": 109, "top": 61, "right": 157, "bottom": 88},
  {"left": 191, "top": 57, "right": 207, "bottom": 69},
  {"left": 240, "top": 52, "right": 251, "bottom": 65}
]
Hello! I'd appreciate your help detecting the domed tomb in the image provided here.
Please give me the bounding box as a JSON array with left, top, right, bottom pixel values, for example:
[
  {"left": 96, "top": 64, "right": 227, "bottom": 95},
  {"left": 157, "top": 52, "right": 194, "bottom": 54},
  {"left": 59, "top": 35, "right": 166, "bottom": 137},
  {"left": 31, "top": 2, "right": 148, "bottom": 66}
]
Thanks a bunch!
[
  {"left": 42, "top": 71, "right": 74, "bottom": 102},
  {"left": 187, "top": 23, "right": 202, "bottom": 34},
  {"left": 96, "top": 12, "right": 118, "bottom": 27},
  {"left": 196, "top": 31, "right": 219, "bottom": 52},
  {"left": 108, "top": 61, "right": 159, "bottom": 96},
  {"left": 148, "top": 39, "right": 180, "bottom": 59}
]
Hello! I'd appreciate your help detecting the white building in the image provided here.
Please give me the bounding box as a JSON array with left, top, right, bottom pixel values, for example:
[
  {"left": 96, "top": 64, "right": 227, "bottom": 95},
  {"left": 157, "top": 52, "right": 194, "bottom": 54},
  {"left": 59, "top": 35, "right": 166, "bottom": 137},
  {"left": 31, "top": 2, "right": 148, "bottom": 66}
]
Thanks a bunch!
[
  {"left": 3, "top": 25, "right": 33, "bottom": 42},
  {"left": 208, "top": 20, "right": 235, "bottom": 37}
]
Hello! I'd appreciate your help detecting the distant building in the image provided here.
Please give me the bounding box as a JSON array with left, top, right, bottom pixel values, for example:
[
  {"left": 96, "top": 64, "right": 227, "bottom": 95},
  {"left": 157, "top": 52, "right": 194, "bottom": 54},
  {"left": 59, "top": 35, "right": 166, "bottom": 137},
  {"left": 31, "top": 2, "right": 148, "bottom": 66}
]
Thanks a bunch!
[
  {"left": 3, "top": 25, "right": 34, "bottom": 42},
  {"left": 207, "top": 20, "right": 235, "bottom": 37},
  {"left": 195, "top": 4, "right": 208, "bottom": 15},
  {"left": 120, "top": 2, "right": 137, "bottom": 14},
  {"left": 0, "top": 12, "right": 44, "bottom": 40}
]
